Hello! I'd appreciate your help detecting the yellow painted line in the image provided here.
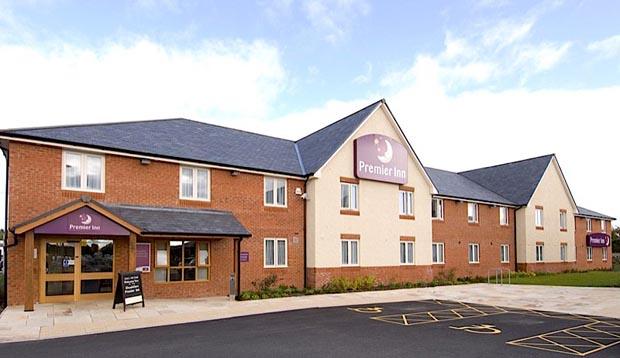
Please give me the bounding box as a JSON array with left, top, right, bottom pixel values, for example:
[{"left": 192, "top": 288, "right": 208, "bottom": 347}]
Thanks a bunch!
[
  {"left": 539, "top": 336, "right": 584, "bottom": 356},
  {"left": 451, "top": 309, "right": 463, "bottom": 318},
  {"left": 427, "top": 312, "right": 438, "bottom": 321},
  {"left": 506, "top": 341, "right": 583, "bottom": 356},
  {"left": 402, "top": 315, "right": 409, "bottom": 325},
  {"left": 583, "top": 324, "right": 620, "bottom": 339}
]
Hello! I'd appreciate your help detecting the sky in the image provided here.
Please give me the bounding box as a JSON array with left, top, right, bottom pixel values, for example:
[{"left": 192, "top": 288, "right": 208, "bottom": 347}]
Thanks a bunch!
[{"left": 0, "top": 0, "right": 619, "bottom": 228}]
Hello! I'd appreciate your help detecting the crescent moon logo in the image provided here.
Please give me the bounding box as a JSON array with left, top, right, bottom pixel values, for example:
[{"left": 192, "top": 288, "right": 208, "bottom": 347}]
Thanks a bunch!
[
  {"left": 80, "top": 214, "right": 92, "bottom": 225},
  {"left": 377, "top": 139, "right": 393, "bottom": 164}
]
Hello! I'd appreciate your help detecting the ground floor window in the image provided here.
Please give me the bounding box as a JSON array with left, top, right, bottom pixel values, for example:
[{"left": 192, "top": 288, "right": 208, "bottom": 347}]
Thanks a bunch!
[
  {"left": 264, "top": 238, "right": 287, "bottom": 267},
  {"left": 341, "top": 240, "right": 359, "bottom": 266},
  {"left": 500, "top": 244, "right": 509, "bottom": 263},
  {"left": 586, "top": 246, "right": 592, "bottom": 261},
  {"left": 400, "top": 241, "right": 414, "bottom": 265},
  {"left": 432, "top": 242, "right": 444, "bottom": 264},
  {"left": 535, "top": 244, "right": 544, "bottom": 262},
  {"left": 560, "top": 243, "right": 567, "bottom": 262},
  {"left": 468, "top": 243, "right": 480, "bottom": 263},
  {"left": 155, "top": 240, "right": 210, "bottom": 282},
  {"left": 602, "top": 248, "right": 607, "bottom": 261}
]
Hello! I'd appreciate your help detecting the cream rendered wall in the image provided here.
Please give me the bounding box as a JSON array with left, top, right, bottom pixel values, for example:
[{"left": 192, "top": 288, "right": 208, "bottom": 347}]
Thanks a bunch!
[
  {"left": 306, "top": 105, "right": 434, "bottom": 268},
  {"left": 517, "top": 158, "right": 576, "bottom": 263}
]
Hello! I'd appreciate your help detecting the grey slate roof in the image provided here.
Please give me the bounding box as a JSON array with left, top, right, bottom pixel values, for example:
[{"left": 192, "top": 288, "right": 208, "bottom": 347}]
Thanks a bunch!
[
  {"left": 425, "top": 168, "right": 515, "bottom": 205},
  {"left": 2, "top": 119, "right": 305, "bottom": 176},
  {"left": 459, "top": 155, "right": 554, "bottom": 206},
  {"left": 104, "top": 203, "right": 251, "bottom": 237},
  {"left": 576, "top": 206, "right": 616, "bottom": 220},
  {"left": 295, "top": 100, "right": 382, "bottom": 174}
]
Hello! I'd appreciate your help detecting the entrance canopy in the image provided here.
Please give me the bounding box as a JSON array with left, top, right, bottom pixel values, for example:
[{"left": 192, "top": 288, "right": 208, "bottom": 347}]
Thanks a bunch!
[{"left": 12, "top": 195, "right": 252, "bottom": 238}]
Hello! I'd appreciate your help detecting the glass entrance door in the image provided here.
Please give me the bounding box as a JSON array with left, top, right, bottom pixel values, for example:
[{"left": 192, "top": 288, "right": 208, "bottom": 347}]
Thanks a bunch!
[{"left": 42, "top": 241, "right": 79, "bottom": 302}]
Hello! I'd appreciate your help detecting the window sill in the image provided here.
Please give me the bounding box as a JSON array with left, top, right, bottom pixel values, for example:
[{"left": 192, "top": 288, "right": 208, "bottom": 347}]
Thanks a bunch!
[
  {"left": 340, "top": 265, "right": 360, "bottom": 268},
  {"left": 62, "top": 187, "right": 105, "bottom": 194},
  {"left": 468, "top": 262, "right": 480, "bottom": 265},
  {"left": 154, "top": 280, "right": 210, "bottom": 284},
  {"left": 264, "top": 265, "right": 288, "bottom": 269},
  {"left": 500, "top": 261, "right": 510, "bottom": 264},
  {"left": 500, "top": 224, "right": 510, "bottom": 227},
  {"left": 264, "top": 204, "right": 287, "bottom": 209},
  {"left": 340, "top": 209, "right": 360, "bottom": 216},
  {"left": 179, "top": 196, "right": 210, "bottom": 202},
  {"left": 560, "top": 228, "right": 568, "bottom": 232},
  {"left": 432, "top": 218, "right": 444, "bottom": 221},
  {"left": 536, "top": 226, "right": 544, "bottom": 230},
  {"left": 432, "top": 262, "right": 445, "bottom": 265},
  {"left": 399, "top": 214, "right": 415, "bottom": 220}
]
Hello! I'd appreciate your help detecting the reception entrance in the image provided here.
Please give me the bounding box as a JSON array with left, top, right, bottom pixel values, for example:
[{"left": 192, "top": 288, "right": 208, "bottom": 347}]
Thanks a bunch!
[{"left": 40, "top": 239, "right": 115, "bottom": 303}]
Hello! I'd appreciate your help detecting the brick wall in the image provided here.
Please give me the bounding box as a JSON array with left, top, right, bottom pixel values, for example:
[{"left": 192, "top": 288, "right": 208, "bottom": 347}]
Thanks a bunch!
[
  {"left": 431, "top": 199, "right": 516, "bottom": 279},
  {"left": 574, "top": 217, "right": 612, "bottom": 271},
  {"left": 306, "top": 266, "right": 434, "bottom": 288},
  {"left": 6, "top": 141, "right": 305, "bottom": 304}
]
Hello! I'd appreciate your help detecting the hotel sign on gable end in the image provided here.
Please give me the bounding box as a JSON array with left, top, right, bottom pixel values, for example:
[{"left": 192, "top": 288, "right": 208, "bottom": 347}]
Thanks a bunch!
[{"left": 354, "top": 134, "right": 408, "bottom": 184}]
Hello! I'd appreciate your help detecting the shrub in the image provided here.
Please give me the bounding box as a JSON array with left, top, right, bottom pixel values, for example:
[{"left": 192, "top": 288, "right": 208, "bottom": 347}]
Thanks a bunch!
[{"left": 251, "top": 274, "right": 279, "bottom": 292}]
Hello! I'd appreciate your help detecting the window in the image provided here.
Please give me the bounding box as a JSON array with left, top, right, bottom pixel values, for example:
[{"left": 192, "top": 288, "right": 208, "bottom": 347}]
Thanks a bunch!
[
  {"left": 559, "top": 210, "right": 567, "bottom": 231},
  {"left": 601, "top": 220, "right": 606, "bottom": 233},
  {"left": 586, "top": 246, "right": 593, "bottom": 261},
  {"left": 432, "top": 198, "right": 444, "bottom": 220},
  {"left": 586, "top": 218, "right": 592, "bottom": 232},
  {"left": 499, "top": 207, "right": 509, "bottom": 226},
  {"left": 535, "top": 207, "right": 544, "bottom": 228},
  {"left": 432, "top": 243, "right": 445, "bottom": 264},
  {"left": 180, "top": 167, "right": 210, "bottom": 201},
  {"left": 400, "top": 241, "right": 414, "bottom": 265},
  {"left": 264, "top": 177, "right": 287, "bottom": 206},
  {"left": 500, "top": 244, "right": 509, "bottom": 263},
  {"left": 535, "top": 244, "right": 544, "bottom": 262},
  {"left": 62, "top": 151, "right": 104, "bottom": 192},
  {"left": 154, "top": 241, "right": 210, "bottom": 282},
  {"left": 468, "top": 243, "right": 480, "bottom": 263},
  {"left": 340, "top": 182, "right": 359, "bottom": 211},
  {"left": 560, "top": 243, "right": 567, "bottom": 262},
  {"left": 341, "top": 239, "right": 359, "bottom": 266},
  {"left": 467, "top": 203, "right": 478, "bottom": 223},
  {"left": 602, "top": 248, "right": 608, "bottom": 261},
  {"left": 399, "top": 190, "right": 414, "bottom": 216},
  {"left": 264, "top": 239, "right": 287, "bottom": 267}
]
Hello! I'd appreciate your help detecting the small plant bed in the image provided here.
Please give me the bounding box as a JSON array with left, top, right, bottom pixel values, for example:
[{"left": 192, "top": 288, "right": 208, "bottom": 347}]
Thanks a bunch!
[
  {"left": 508, "top": 269, "right": 620, "bottom": 287},
  {"left": 238, "top": 271, "right": 482, "bottom": 301}
]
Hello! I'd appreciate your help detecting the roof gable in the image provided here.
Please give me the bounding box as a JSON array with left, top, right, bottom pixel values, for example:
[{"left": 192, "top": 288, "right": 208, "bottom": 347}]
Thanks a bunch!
[
  {"left": 426, "top": 168, "right": 515, "bottom": 205},
  {"left": 459, "top": 155, "right": 554, "bottom": 206}
]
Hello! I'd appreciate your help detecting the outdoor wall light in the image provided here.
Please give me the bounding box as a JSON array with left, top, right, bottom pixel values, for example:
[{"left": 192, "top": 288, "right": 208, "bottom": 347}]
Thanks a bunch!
[
  {"left": 231, "top": 170, "right": 240, "bottom": 176},
  {"left": 140, "top": 158, "right": 151, "bottom": 165}
]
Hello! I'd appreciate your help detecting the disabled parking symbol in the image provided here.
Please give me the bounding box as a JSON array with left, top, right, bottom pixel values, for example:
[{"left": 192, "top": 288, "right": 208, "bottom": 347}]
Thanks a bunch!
[{"left": 449, "top": 324, "right": 502, "bottom": 335}]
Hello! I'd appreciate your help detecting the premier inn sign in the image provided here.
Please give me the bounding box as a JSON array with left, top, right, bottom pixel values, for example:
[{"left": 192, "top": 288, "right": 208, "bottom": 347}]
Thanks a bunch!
[{"left": 354, "top": 134, "right": 408, "bottom": 184}]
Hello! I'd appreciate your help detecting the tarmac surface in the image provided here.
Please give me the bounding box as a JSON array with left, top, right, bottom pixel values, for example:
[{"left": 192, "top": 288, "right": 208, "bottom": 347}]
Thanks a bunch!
[{"left": 1, "top": 299, "right": 619, "bottom": 357}]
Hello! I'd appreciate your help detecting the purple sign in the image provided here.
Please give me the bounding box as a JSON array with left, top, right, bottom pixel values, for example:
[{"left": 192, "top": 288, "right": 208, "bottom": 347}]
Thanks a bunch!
[
  {"left": 35, "top": 206, "right": 130, "bottom": 236},
  {"left": 240, "top": 251, "right": 249, "bottom": 262},
  {"left": 136, "top": 243, "right": 151, "bottom": 272},
  {"left": 354, "top": 134, "right": 408, "bottom": 184},
  {"left": 586, "top": 233, "right": 610, "bottom": 247}
]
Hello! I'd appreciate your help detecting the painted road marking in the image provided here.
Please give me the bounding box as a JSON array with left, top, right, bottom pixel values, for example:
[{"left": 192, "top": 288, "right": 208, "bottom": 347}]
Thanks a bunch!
[
  {"left": 347, "top": 307, "right": 383, "bottom": 314},
  {"left": 450, "top": 324, "right": 502, "bottom": 335}
]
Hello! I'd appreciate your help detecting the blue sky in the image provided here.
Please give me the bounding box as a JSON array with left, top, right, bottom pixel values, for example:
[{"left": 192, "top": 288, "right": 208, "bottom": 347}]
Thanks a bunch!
[{"left": 0, "top": 0, "right": 619, "bottom": 225}]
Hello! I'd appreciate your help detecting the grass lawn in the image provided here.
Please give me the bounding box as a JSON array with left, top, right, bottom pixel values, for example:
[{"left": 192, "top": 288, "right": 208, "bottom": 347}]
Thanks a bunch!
[{"left": 510, "top": 266, "right": 620, "bottom": 287}]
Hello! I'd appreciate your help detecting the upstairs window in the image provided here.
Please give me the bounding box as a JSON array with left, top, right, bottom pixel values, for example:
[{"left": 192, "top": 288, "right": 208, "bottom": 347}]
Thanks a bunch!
[
  {"left": 180, "top": 167, "right": 210, "bottom": 201},
  {"left": 432, "top": 198, "right": 444, "bottom": 220},
  {"left": 499, "top": 207, "right": 509, "bottom": 226},
  {"left": 340, "top": 182, "right": 359, "bottom": 211},
  {"left": 467, "top": 203, "right": 478, "bottom": 223},
  {"left": 559, "top": 210, "right": 567, "bottom": 231},
  {"left": 399, "top": 190, "right": 414, "bottom": 216},
  {"left": 62, "top": 151, "right": 104, "bottom": 192},
  {"left": 601, "top": 220, "right": 606, "bottom": 233},
  {"left": 264, "top": 177, "right": 287, "bottom": 207},
  {"left": 586, "top": 218, "right": 592, "bottom": 232},
  {"left": 535, "top": 207, "right": 544, "bottom": 228}
]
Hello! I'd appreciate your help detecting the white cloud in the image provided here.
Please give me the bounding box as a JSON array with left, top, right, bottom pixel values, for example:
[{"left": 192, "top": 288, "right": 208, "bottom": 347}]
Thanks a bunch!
[
  {"left": 0, "top": 37, "right": 286, "bottom": 128},
  {"left": 587, "top": 34, "right": 620, "bottom": 59},
  {"left": 514, "top": 41, "right": 572, "bottom": 72},
  {"left": 302, "top": 0, "right": 370, "bottom": 44},
  {"left": 482, "top": 18, "right": 535, "bottom": 49},
  {"left": 353, "top": 62, "right": 372, "bottom": 84}
]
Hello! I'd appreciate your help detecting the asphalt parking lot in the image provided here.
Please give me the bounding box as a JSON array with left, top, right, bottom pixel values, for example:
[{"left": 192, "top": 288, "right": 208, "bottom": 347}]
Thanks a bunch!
[{"left": 1, "top": 299, "right": 619, "bottom": 357}]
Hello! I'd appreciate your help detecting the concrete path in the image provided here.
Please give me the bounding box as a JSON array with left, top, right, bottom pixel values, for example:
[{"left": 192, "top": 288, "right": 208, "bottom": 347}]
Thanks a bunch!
[{"left": 1, "top": 283, "right": 618, "bottom": 343}]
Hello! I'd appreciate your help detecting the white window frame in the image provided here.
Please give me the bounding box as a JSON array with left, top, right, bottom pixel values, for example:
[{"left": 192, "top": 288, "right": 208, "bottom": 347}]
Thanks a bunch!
[
  {"left": 432, "top": 198, "right": 444, "bottom": 220},
  {"left": 500, "top": 244, "right": 509, "bottom": 263},
  {"left": 468, "top": 243, "right": 480, "bottom": 264},
  {"left": 535, "top": 244, "right": 544, "bottom": 262},
  {"left": 432, "top": 242, "right": 445, "bottom": 264},
  {"left": 467, "top": 202, "right": 479, "bottom": 223},
  {"left": 586, "top": 246, "right": 593, "bottom": 261},
  {"left": 586, "top": 218, "right": 592, "bottom": 232},
  {"left": 264, "top": 176, "right": 287, "bottom": 207},
  {"left": 399, "top": 190, "right": 414, "bottom": 216},
  {"left": 559, "top": 210, "right": 567, "bottom": 231},
  {"left": 602, "top": 248, "right": 608, "bottom": 261},
  {"left": 340, "top": 182, "right": 359, "bottom": 211},
  {"left": 341, "top": 240, "right": 360, "bottom": 266},
  {"left": 535, "top": 207, "right": 544, "bottom": 228},
  {"left": 499, "top": 207, "right": 509, "bottom": 226},
  {"left": 61, "top": 150, "right": 105, "bottom": 193},
  {"left": 560, "top": 243, "right": 567, "bottom": 262},
  {"left": 601, "top": 220, "right": 606, "bottom": 233},
  {"left": 264, "top": 238, "right": 288, "bottom": 268},
  {"left": 400, "top": 241, "right": 415, "bottom": 265},
  {"left": 179, "top": 166, "right": 210, "bottom": 201}
]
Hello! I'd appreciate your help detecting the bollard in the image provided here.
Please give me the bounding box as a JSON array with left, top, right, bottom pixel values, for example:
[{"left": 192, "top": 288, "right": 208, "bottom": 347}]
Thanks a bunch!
[{"left": 229, "top": 272, "right": 236, "bottom": 300}]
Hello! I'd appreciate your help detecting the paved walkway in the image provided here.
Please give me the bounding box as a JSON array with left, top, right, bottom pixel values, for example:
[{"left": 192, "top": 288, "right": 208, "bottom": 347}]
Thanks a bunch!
[{"left": 1, "top": 283, "right": 618, "bottom": 343}]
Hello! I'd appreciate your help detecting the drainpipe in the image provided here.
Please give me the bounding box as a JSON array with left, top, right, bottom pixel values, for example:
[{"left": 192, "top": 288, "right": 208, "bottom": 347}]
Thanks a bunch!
[
  {"left": 303, "top": 178, "right": 308, "bottom": 289},
  {"left": 235, "top": 238, "right": 242, "bottom": 299},
  {"left": 513, "top": 207, "right": 519, "bottom": 272},
  {"left": 2, "top": 147, "right": 9, "bottom": 307}
]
